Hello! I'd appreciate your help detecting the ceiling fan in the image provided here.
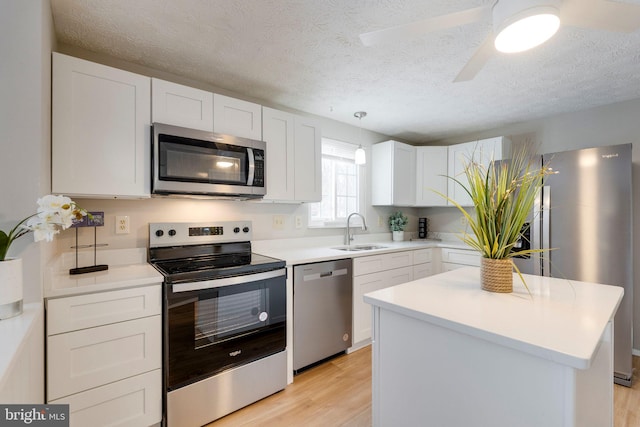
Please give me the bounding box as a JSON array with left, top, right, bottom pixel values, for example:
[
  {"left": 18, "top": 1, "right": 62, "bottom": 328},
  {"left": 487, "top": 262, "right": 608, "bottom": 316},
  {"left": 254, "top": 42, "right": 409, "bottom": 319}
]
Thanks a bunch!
[{"left": 359, "top": 0, "right": 640, "bottom": 82}]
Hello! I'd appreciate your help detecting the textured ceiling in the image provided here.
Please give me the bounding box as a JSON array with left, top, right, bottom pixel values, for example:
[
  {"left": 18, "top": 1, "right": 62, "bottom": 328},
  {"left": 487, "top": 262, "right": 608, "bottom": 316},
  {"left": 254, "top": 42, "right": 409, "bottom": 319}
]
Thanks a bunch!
[{"left": 50, "top": 0, "right": 640, "bottom": 142}]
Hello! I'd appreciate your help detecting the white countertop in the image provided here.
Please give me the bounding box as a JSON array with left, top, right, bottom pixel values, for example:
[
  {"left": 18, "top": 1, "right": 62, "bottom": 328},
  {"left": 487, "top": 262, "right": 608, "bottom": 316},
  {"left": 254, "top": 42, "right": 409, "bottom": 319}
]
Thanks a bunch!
[
  {"left": 364, "top": 267, "right": 624, "bottom": 370},
  {"left": 253, "top": 235, "right": 470, "bottom": 266},
  {"left": 44, "top": 248, "right": 163, "bottom": 299},
  {"left": 0, "top": 303, "right": 42, "bottom": 388}
]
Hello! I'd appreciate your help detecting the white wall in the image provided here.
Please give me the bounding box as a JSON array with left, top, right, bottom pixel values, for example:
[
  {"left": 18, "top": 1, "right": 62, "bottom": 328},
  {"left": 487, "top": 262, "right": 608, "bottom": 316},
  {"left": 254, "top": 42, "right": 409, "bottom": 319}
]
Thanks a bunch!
[
  {"left": 1, "top": 0, "right": 55, "bottom": 303},
  {"left": 420, "top": 98, "right": 640, "bottom": 351}
]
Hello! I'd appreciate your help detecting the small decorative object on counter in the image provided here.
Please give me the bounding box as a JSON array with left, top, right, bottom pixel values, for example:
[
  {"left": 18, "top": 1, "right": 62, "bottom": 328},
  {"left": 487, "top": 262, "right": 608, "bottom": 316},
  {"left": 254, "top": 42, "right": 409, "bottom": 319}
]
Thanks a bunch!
[
  {"left": 389, "top": 211, "right": 408, "bottom": 242},
  {"left": 69, "top": 211, "right": 109, "bottom": 275},
  {"left": 0, "top": 195, "right": 87, "bottom": 319},
  {"left": 438, "top": 145, "right": 555, "bottom": 293},
  {"left": 418, "top": 217, "right": 429, "bottom": 239}
]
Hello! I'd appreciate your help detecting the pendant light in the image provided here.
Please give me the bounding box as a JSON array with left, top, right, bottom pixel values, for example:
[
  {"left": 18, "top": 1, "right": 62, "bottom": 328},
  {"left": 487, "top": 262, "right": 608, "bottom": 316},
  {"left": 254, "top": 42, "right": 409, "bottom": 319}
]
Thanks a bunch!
[
  {"left": 354, "top": 111, "right": 367, "bottom": 165},
  {"left": 493, "top": 0, "right": 561, "bottom": 53}
]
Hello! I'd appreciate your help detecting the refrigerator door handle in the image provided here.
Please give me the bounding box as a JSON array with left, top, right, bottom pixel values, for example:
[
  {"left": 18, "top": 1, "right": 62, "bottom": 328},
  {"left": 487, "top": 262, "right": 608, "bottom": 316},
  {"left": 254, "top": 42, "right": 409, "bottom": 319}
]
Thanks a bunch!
[{"left": 542, "top": 185, "right": 551, "bottom": 276}]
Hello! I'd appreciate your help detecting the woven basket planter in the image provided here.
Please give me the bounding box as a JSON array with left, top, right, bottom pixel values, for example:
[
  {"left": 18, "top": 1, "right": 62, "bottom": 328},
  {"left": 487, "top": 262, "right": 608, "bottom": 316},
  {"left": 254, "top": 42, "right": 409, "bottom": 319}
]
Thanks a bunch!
[{"left": 480, "top": 258, "right": 513, "bottom": 293}]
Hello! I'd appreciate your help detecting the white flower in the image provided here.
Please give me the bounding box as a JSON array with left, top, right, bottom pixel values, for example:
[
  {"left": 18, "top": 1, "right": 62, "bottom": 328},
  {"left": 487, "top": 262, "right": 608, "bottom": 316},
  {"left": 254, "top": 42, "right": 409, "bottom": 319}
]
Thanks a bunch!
[{"left": 24, "top": 217, "right": 60, "bottom": 242}]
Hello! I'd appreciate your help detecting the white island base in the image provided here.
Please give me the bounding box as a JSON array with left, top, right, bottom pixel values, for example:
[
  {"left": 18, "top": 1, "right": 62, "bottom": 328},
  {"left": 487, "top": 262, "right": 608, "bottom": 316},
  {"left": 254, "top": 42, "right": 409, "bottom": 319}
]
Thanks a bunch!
[{"left": 365, "top": 267, "right": 623, "bottom": 427}]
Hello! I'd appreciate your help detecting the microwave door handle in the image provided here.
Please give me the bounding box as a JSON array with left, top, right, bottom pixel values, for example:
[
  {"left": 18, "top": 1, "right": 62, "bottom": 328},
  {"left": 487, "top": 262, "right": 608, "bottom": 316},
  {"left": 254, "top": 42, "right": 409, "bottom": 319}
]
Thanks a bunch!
[{"left": 247, "top": 148, "right": 255, "bottom": 185}]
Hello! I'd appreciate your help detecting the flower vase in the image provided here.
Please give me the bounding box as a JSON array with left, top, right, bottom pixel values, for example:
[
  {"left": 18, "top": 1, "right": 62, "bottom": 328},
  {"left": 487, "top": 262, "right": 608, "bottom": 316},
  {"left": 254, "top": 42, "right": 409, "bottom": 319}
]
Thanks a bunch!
[
  {"left": 480, "top": 258, "right": 513, "bottom": 293},
  {"left": 392, "top": 231, "right": 404, "bottom": 242},
  {"left": 0, "top": 258, "right": 23, "bottom": 319}
]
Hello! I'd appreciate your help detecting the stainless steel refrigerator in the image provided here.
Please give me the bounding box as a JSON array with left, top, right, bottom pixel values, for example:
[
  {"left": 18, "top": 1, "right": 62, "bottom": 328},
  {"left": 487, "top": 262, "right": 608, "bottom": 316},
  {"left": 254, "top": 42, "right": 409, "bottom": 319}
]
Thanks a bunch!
[{"left": 514, "top": 143, "right": 633, "bottom": 386}]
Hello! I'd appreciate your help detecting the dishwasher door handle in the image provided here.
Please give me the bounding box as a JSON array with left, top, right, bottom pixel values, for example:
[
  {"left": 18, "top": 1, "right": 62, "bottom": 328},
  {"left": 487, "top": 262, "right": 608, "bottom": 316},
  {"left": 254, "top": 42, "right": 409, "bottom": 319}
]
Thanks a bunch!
[{"left": 303, "top": 268, "right": 348, "bottom": 281}]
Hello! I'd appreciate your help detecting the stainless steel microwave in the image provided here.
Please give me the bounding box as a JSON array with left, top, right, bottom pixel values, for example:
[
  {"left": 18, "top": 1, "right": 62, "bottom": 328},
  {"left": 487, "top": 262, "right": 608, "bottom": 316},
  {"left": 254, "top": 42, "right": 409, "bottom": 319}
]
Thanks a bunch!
[{"left": 152, "top": 123, "right": 266, "bottom": 198}]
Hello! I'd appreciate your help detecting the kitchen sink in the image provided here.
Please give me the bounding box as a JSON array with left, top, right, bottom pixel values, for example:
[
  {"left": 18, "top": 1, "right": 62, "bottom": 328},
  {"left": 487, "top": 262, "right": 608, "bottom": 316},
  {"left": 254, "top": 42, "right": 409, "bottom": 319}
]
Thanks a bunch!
[{"left": 333, "top": 244, "right": 387, "bottom": 251}]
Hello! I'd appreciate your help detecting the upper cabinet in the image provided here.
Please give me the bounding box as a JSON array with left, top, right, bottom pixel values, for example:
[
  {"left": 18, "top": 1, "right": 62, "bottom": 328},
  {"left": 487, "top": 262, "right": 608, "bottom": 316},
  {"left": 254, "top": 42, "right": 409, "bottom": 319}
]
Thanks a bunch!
[
  {"left": 151, "top": 78, "right": 213, "bottom": 131},
  {"left": 52, "top": 53, "right": 151, "bottom": 198},
  {"left": 262, "top": 107, "right": 321, "bottom": 203},
  {"left": 372, "top": 140, "right": 416, "bottom": 206},
  {"left": 447, "top": 136, "right": 509, "bottom": 206},
  {"left": 415, "top": 146, "right": 448, "bottom": 207},
  {"left": 213, "top": 94, "right": 262, "bottom": 140}
]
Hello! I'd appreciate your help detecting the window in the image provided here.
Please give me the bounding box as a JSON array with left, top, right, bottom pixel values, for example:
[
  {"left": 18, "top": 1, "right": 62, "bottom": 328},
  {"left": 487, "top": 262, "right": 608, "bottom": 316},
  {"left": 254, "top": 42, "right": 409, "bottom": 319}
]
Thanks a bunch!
[{"left": 308, "top": 138, "right": 363, "bottom": 227}]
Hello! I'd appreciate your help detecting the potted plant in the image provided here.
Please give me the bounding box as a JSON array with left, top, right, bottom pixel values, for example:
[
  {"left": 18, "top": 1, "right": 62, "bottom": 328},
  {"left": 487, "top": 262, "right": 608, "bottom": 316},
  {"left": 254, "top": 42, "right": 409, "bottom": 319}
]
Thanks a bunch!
[
  {"left": 0, "top": 195, "right": 86, "bottom": 319},
  {"left": 443, "top": 147, "right": 554, "bottom": 293},
  {"left": 389, "top": 211, "right": 409, "bottom": 242}
]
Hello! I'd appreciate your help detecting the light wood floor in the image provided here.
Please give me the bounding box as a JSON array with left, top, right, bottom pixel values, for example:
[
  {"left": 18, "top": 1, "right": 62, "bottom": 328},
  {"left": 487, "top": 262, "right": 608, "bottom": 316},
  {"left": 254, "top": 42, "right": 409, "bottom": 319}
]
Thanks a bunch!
[{"left": 208, "top": 347, "right": 639, "bottom": 426}]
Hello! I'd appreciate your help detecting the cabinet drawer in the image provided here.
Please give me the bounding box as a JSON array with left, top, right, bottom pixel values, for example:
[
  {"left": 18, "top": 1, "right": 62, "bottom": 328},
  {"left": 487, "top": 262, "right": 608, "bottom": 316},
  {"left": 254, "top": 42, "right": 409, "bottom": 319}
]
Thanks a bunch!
[
  {"left": 47, "top": 285, "right": 161, "bottom": 335},
  {"left": 413, "top": 249, "right": 432, "bottom": 264},
  {"left": 354, "top": 251, "right": 413, "bottom": 276},
  {"left": 442, "top": 262, "right": 469, "bottom": 272},
  {"left": 413, "top": 263, "right": 433, "bottom": 280},
  {"left": 50, "top": 369, "right": 162, "bottom": 427},
  {"left": 47, "top": 316, "right": 161, "bottom": 401},
  {"left": 441, "top": 248, "right": 480, "bottom": 266}
]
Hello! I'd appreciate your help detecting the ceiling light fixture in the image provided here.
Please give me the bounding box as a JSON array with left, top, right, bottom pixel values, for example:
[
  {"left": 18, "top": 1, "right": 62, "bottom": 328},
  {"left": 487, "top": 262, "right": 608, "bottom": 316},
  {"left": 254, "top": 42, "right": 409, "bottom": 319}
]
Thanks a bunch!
[
  {"left": 493, "top": 1, "right": 561, "bottom": 54},
  {"left": 354, "top": 111, "right": 367, "bottom": 165}
]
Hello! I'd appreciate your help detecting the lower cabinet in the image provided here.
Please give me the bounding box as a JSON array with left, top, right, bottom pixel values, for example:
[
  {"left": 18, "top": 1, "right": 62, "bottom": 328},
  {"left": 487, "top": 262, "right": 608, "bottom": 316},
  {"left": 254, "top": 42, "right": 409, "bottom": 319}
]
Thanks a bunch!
[
  {"left": 441, "top": 247, "right": 480, "bottom": 271},
  {"left": 46, "top": 285, "right": 162, "bottom": 427},
  {"left": 353, "top": 249, "right": 434, "bottom": 347}
]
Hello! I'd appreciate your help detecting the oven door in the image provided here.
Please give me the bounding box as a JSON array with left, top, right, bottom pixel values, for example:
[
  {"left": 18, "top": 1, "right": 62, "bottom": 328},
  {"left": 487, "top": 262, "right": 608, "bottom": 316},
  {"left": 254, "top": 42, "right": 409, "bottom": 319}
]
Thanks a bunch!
[
  {"left": 152, "top": 123, "right": 265, "bottom": 197},
  {"left": 165, "top": 269, "right": 286, "bottom": 391}
]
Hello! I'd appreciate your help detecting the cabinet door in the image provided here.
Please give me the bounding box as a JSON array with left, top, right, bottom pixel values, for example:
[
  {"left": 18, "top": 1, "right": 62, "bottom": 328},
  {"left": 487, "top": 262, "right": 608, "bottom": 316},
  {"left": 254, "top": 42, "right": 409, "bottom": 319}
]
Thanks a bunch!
[
  {"left": 213, "top": 93, "right": 262, "bottom": 140},
  {"left": 353, "top": 266, "right": 413, "bottom": 344},
  {"left": 416, "top": 146, "right": 448, "bottom": 206},
  {"left": 447, "top": 141, "right": 477, "bottom": 206},
  {"left": 293, "top": 116, "right": 322, "bottom": 202},
  {"left": 47, "top": 316, "right": 161, "bottom": 401},
  {"left": 52, "top": 53, "right": 151, "bottom": 198},
  {"left": 413, "top": 263, "right": 433, "bottom": 279},
  {"left": 262, "top": 107, "right": 295, "bottom": 201},
  {"left": 393, "top": 142, "right": 416, "bottom": 206},
  {"left": 151, "top": 78, "right": 213, "bottom": 131},
  {"left": 50, "top": 370, "right": 162, "bottom": 427},
  {"left": 371, "top": 141, "right": 394, "bottom": 206},
  {"left": 372, "top": 140, "right": 416, "bottom": 206}
]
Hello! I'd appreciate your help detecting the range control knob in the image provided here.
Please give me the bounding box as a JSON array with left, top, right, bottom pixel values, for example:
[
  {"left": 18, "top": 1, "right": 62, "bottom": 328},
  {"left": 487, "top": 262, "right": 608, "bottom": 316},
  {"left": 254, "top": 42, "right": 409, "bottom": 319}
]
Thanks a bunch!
[
  {"left": 243, "top": 226, "right": 250, "bottom": 233},
  {"left": 168, "top": 229, "right": 177, "bottom": 237},
  {"left": 233, "top": 227, "right": 240, "bottom": 233},
  {"left": 155, "top": 229, "right": 164, "bottom": 237}
]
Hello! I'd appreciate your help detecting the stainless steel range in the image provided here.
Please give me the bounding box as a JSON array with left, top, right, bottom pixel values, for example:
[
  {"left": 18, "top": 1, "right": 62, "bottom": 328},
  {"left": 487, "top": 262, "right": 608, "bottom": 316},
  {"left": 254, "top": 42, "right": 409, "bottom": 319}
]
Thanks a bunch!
[{"left": 149, "top": 221, "right": 287, "bottom": 427}]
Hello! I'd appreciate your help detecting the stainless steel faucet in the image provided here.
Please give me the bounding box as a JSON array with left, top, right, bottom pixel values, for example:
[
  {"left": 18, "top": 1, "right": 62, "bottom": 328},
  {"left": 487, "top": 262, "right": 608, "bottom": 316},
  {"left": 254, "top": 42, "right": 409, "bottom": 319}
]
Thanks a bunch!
[{"left": 345, "top": 212, "right": 368, "bottom": 245}]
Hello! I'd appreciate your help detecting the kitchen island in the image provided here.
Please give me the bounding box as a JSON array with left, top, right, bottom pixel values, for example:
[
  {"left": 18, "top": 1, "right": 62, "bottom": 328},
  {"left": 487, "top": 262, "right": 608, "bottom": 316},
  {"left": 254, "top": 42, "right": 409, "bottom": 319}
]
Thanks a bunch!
[{"left": 364, "top": 267, "right": 623, "bottom": 427}]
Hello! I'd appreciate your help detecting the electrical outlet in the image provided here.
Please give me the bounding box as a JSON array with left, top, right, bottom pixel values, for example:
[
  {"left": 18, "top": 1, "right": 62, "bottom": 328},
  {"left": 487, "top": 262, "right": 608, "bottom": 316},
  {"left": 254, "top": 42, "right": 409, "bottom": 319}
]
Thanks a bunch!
[
  {"left": 295, "top": 215, "right": 303, "bottom": 229},
  {"left": 378, "top": 215, "right": 384, "bottom": 227},
  {"left": 460, "top": 216, "right": 468, "bottom": 227},
  {"left": 272, "top": 215, "right": 285, "bottom": 230},
  {"left": 115, "top": 215, "right": 130, "bottom": 234}
]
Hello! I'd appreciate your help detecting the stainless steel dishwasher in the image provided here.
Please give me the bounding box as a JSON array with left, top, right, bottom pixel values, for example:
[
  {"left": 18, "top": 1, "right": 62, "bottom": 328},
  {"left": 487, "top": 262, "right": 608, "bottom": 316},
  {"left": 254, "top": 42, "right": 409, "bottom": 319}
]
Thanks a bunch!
[{"left": 293, "top": 258, "right": 353, "bottom": 371}]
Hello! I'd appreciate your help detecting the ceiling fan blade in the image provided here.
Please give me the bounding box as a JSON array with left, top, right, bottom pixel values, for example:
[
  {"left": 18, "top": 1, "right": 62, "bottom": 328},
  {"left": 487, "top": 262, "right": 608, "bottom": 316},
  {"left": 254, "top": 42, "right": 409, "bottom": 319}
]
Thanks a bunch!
[
  {"left": 359, "top": 6, "right": 491, "bottom": 47},
  {"left": 561, "top": 0, "right": 640, "bottom": 32},
  {"left": 453, "top": 33, "right": 495, "bottom": 83}
]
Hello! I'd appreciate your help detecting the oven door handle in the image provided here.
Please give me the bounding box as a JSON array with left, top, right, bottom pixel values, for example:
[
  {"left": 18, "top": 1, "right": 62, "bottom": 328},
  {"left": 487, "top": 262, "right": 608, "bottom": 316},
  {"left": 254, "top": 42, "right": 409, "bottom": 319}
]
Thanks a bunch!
[{"left": 171, "top": 268, "right": 286, "bottom": 293}]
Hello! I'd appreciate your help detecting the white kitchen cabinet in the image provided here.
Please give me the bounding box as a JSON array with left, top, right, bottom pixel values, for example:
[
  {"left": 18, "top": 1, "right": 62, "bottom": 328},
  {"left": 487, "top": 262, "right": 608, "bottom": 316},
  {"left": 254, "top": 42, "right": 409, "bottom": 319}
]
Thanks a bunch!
[
  {"left": 293, "top": 115, "right": 322, "bottom": 202},
  {"left": 353, "top": 249, "right": 436, "bottom": 348},
  {"left": 262, "top": 108, "right": 322, "bottom": 203},
  {"left": 372, "top": 140, "right": 416, "bottom": 206},
  {"left": 447, "top": 137, "right": 508, "bottom": 206},
  {"left": 353, "top": 265, "right": 413, "bottom": 345},
  {"left": 152, "top": 78, "right": 213, "bottom": 131},
  {"left": 213, "top": 93, "right": 262, "bottom": 140},
  {"left": 412, "top": 248, "right": 434, "bottom": 279},
  {"left": 52, "top": 52, "right": 151, "bottom": 198},
  {"left": 46, "top": 284, "right": 162, "bottom": 426},
  {"left": 440, "top": 247, "right": 481, "bottom": 271},
  {"left": 415, "top": 146, "right": 448, "bottom": 206}
]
